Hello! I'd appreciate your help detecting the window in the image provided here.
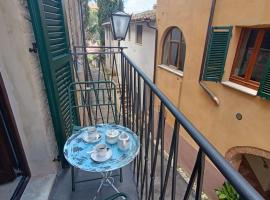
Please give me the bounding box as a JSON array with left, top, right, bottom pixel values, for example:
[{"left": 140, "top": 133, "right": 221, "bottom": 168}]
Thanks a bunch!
[
  {"left": 136, "top": 25, "right": 143, "bottom": 44},
  {"left": 162, "top": 27, "right": 186, "bottom": 71},
  {"left": 230, "top": 28, "right": 270, "bottom": 89}
]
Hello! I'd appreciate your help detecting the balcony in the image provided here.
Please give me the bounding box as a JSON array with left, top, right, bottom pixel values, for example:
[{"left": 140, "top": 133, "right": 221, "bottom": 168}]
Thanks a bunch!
[{"left": 49, "top": 46, "right": 264, "bottom": 200}]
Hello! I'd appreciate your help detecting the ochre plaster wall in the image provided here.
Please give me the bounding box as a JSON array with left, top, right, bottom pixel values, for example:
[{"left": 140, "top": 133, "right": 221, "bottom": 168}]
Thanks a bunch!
[
  {"left": 155, "top": 0, "right": 270, "bottom": 197},
  {"left": 156, "top": 0, "right": 270, "bottom": 160}
]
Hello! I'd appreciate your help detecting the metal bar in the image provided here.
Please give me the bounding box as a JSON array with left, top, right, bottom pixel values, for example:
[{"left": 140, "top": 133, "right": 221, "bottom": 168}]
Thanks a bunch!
[
  {"left": 126, "top": 59, "right": 130, "bottom": 128},
  {"left": 140, "top": 82, "right": 147, "bottom": 198},
  {"left": 148, "top": 104, "right": 164, "bottom": 200},
  {"left": 160, "top": 106, "right": 165, "bottom": 195},
  {"left": 128, "top": 61, "right": 133, "bottom": 128},
  {"left": 74, "top": 174, "right": 120, "bottom": 184},
  {"left": 136, "top": 75, "right": 142, "bottom": 186},
  {"left": 150, "top": 90, "right": 155, "bottom": 200},
  {"left": 172, "top": 122, "right": 179, "bottom": 200},
  {"left": 121, "top": 53, "right": 126, "bottom": 126},
  {"left": 131, "top": 66, "right": 135, "bottom": 130},
  {"left": 71, "top": 166, "right": 75, "bottom": 191},
  {"left": 195, "top": 151, "right": 206, "bottom": 200},
  {"left": 160, "top": 120, "right": 179, "bottom": 200},
  {"left": 73, "top": 45, "right": 127, "bottom": 49},
  {"left": 132, "top": 71, "right": 137, "bottom": 131},
  {"left": 183, "top": 150, "right": 201, "bottom": 200},
  {"left": 122, "top": 53, "right": 263, "bottom": 200},
  {"left": 71, "top": 51, "right": 122, "bottom": 55}
]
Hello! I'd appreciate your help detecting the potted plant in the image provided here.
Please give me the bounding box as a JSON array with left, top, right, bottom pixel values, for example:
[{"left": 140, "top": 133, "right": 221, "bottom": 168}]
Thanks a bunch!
[{"left": 216, "top": 182, "right": 240, "bottom": 200}]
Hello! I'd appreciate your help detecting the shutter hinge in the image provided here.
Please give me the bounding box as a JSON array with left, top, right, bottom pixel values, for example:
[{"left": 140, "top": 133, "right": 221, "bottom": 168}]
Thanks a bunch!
[{"left": 29, "top": 42, "right": 37, "bottom": 53}]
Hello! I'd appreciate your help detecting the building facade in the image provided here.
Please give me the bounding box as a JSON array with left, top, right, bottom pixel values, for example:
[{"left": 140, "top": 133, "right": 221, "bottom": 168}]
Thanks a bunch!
[
  {"left": 155, "top": 0, "right": 270, "bottom": 198},
  {"left": 104, "top": 9, "right": 156, "bottom": 81}
]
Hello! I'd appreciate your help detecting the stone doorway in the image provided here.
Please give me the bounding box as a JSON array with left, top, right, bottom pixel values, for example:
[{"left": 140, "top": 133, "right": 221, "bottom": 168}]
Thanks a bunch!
[{"left": 226, "top": 147, "right": 270, "bottom": 199}]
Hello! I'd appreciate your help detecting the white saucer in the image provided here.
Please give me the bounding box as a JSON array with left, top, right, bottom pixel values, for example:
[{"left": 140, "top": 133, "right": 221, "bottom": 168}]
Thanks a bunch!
[
  {"left": 90, "top": 149, "right": 112, "bottom": 162},
  {"left": 82, "top": 133, "right": 101, "bottom": 143}
]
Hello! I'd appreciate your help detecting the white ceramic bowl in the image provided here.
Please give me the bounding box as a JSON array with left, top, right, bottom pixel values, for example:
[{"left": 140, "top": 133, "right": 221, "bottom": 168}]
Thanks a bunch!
[{"left": 106, "top": 130, "right": 120, "bottom": 144}]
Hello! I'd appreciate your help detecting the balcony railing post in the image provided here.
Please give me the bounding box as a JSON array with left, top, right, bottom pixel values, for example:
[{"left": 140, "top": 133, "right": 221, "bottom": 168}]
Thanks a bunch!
[{"left": 120, "top": 49, "right": 126, "bottom": 126}]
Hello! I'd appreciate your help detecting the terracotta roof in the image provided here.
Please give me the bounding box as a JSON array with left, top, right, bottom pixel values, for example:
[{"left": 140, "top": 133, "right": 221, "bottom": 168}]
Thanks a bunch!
[
  {"left": 102, "top": 9, "right": 156, "bottom": 26},
  {"left": 131, "top": 9, "right": 156, "bottom": 21}
]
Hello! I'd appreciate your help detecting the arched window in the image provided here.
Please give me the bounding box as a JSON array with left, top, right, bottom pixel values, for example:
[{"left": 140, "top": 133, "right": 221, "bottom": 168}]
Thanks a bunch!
[{"left": 162, "top": 27, "right": 186, "bottom": 71}]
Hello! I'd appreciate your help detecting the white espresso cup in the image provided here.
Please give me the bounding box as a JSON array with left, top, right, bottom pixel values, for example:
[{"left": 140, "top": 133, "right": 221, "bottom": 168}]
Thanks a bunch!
[
  {"left": 118, "top": 133, "right": 130, "bottom": 151},
  {"left": 95, "top": 143, "right": 108, "bottom": 157},
  {"left": 86, "top": 127, "right": 98, "bottom": 140}
]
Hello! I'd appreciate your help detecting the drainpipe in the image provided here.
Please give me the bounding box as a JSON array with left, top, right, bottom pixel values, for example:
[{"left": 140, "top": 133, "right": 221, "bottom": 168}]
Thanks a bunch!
[
  {"left": 199, "top": 0, "right": 220, "bottom": 106},
  {"left": 145, "top": 18, "right": 158, "bottom": 83}
]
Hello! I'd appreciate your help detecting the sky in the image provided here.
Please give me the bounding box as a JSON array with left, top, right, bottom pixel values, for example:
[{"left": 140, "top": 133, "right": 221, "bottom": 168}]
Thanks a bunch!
[{"left": 124, "top": 0, "right": 157, "bottom": 14}]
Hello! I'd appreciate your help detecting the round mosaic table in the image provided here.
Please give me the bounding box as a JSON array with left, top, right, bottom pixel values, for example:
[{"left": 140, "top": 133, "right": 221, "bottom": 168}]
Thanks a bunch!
[{"left": 63, "top": 124, "right": 140, "bottom": 199}]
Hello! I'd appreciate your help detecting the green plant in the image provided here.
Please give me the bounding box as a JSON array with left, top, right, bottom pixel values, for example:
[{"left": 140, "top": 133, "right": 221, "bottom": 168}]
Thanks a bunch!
[
  {"left": 215, "top": 182, "right": 240, "bottom": 200},
  {"left": 95, "top": 0, "right": 124, "bottom": 45}
]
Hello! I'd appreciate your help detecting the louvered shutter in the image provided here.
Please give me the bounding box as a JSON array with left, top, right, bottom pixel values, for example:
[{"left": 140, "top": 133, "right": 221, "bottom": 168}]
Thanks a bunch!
[
  {"left": 203, "top": 26, "right": 232, "bottom": 82},
  {"left": 258, "top": 59, "right": 270, "bottom": 99},
  {"left": 28, "top": 0, "right": 77, "bottom": 166}
]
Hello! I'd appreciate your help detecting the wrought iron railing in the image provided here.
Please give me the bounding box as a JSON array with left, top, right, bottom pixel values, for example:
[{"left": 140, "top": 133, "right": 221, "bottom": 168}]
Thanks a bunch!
[{"left": 72, "top": 46, "right": 264, "bottom": 200}]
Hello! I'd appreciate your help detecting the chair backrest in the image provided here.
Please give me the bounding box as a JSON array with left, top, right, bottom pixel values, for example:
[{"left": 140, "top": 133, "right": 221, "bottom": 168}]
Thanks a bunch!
[{"left": 68, "top": 81, "right": 118, "bottom": 132}]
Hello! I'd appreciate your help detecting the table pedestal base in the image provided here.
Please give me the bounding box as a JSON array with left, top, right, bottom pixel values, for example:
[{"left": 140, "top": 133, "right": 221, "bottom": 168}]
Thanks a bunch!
[{"left": 93, "top": 171, "right": 124, "bottom": 200}]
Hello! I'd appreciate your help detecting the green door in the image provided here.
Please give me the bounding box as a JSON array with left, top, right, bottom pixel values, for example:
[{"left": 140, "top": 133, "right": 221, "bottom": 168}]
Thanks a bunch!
[{"left": 27, "top": 0, "right": 76, "bottom": 166}]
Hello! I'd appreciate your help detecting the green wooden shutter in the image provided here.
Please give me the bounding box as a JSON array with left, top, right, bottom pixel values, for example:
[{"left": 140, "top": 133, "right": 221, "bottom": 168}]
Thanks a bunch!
[
  {"left": 258, "top": 59, "right": 270, "bottom": 99},
  {"left": 27, "top": 0, "right": 77, "bottom": 166},
  {"left": 203, "top": 26, "right": 232, "bottom": 82}
]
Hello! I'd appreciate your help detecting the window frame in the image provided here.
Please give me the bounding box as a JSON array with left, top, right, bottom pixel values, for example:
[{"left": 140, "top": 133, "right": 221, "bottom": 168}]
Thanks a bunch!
[
  {"left": 230, "top": 28, "right": 268, "bottom": 90},
  {"left": 136, "top": 25, "right": 143, "bottom": 45},
  {"left": 162, "top": 27, "right": 185, "bottom": 71}
]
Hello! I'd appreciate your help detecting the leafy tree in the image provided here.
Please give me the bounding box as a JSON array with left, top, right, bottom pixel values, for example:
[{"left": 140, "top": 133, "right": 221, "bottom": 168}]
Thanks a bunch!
[
  {"left": 96, "top": 0, "right": 124, "bottom": 45},
  {"left": 88, "top": 7, "right": 99, "bottom": 42}
]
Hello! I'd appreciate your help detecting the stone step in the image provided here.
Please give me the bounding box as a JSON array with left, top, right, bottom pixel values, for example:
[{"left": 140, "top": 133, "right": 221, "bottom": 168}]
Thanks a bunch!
[{"left": 21, "top": 173, "right": 56, "bottom": 200}]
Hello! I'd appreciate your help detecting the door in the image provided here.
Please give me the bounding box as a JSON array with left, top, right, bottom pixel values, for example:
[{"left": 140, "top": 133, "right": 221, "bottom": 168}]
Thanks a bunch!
[
  {"left": 0, "top": 116, "right": 16, "bottom": 184},
  {"left": 27, "top": 0, "right": 78, "bottom": 166},
  {"left": 0, "top": 73, "right": 30, "bottom": 199}
]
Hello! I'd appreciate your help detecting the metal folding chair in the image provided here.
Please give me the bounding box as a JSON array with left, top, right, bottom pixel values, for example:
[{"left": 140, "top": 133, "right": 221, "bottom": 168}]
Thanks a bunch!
[{"left": 68, "top": 81, "right": 123, "bottom": 191}]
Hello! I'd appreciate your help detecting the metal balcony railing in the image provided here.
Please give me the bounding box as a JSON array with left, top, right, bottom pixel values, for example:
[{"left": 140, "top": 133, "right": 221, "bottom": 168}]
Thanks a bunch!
[{"left": 71, "top": 46, "right": 264, "bottom": 200}]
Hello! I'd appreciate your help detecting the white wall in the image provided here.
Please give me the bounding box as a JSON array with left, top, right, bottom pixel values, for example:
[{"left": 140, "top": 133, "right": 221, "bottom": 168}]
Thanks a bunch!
[
  {"left": 104, "top": 21, "right": 156, "bottom": 81},
  {"left": 122, "top": 22, "right": 156, "bottom": 81},
  {"left": 0, "top": 0, "right": 65, "bottom": 177}
]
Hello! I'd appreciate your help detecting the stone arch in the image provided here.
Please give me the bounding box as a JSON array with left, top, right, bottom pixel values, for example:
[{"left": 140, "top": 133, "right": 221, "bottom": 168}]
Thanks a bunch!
[
  {"left": 225, "top": 147, "right": 270, "bottom": 199},
  {"left": 226, "top": 146, "right": 270, "bottom": 165}
]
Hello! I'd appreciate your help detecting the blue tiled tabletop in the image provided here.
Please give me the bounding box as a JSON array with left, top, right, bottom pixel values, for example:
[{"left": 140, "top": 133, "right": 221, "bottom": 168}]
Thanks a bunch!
[{"left": 63, "top": 124, "right": 140, "bottom": 172}]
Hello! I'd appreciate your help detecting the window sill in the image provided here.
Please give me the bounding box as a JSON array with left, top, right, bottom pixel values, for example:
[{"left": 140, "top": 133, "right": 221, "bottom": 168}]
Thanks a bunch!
[
  {"left": 158, "top": 65, "right": 183, "bottom": 77},
  {"left": 221, "top": 81, "right": 257, "bottom": 96}
]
